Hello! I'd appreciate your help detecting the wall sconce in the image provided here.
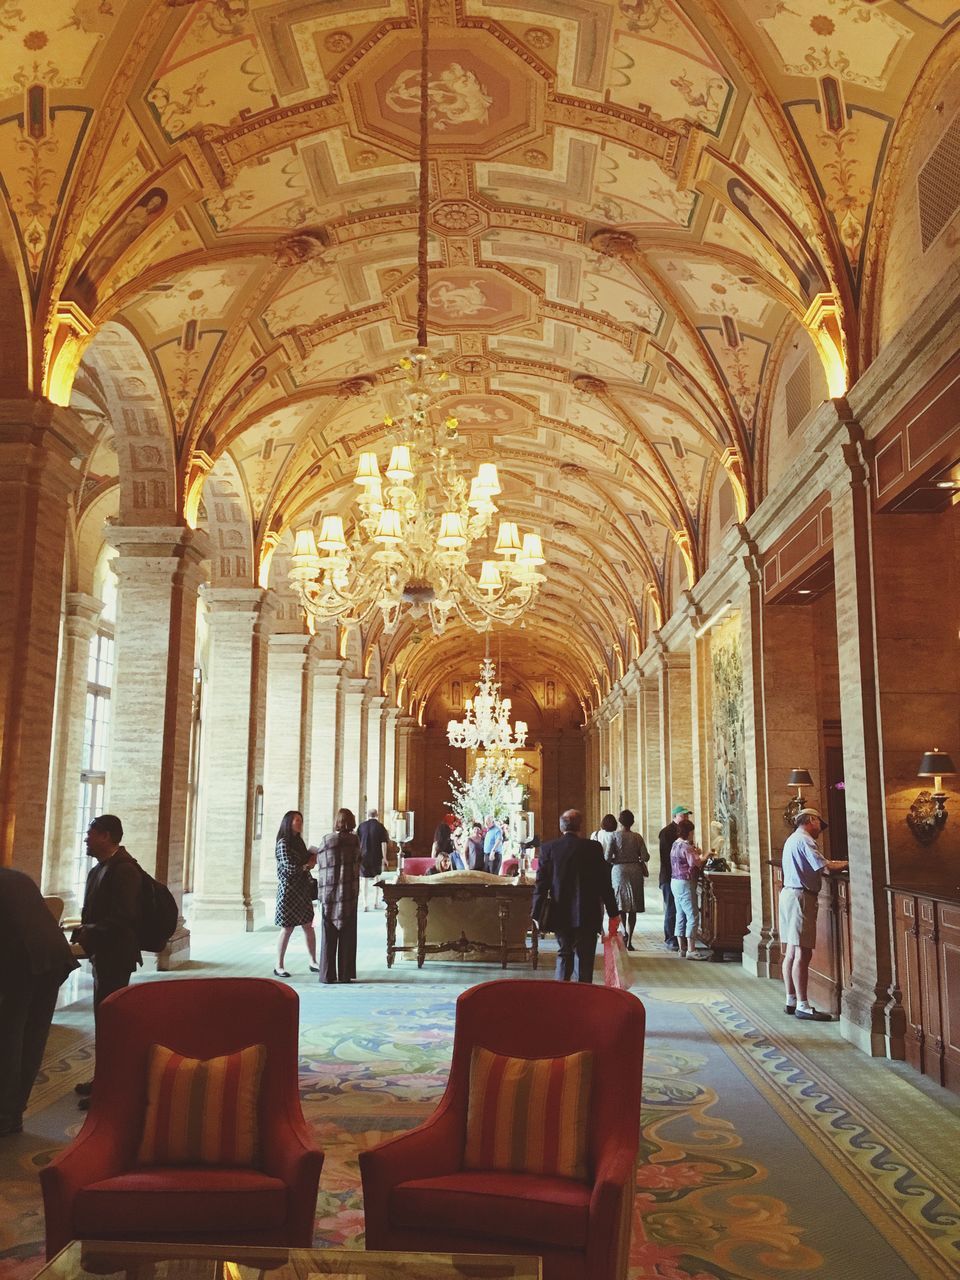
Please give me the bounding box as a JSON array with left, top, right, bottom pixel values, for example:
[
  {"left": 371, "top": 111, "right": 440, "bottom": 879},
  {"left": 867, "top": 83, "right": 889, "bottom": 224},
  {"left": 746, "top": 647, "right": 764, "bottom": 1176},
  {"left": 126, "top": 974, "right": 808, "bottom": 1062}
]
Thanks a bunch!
[
  {"left": 907, "top": 750, "right": 956, "bottom": 844},
  {"left": 784, "top": 768, "right": 813, "bottom": 831}
]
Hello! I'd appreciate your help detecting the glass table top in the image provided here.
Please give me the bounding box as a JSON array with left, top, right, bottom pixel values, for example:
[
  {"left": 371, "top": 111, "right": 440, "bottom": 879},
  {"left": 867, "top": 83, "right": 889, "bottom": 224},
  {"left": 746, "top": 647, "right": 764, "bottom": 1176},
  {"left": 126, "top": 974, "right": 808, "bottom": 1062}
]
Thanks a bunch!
[{"left": 39, "top": 1242, "right": 541, "bottom": 1280}]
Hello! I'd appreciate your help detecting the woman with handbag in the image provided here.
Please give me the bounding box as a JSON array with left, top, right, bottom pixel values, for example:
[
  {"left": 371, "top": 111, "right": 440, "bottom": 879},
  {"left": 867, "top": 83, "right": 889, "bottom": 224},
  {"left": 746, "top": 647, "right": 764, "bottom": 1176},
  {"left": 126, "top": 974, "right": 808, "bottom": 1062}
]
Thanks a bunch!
[
  {"left": 608, "top": 809, "right": 649, "bottom": 951},
  {"left": 274, "top": 809, "right": 320, "bottom": 977}
]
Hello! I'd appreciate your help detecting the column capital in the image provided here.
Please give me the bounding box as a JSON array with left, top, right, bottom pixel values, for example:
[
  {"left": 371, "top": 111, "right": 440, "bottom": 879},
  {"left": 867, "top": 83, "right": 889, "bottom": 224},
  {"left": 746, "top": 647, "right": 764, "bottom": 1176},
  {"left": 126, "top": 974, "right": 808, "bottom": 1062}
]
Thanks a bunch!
[
  {"left": 64, "top": 591, "right": 104, "bottom": 637},
  {"left": 0, "top": 400, "right": 94, "bottom": 492},
  {"left": 340, "top": 675, "right": 369, "bottom": 699},
  {"left": 367, "top": 693, "right": 387, "bottom": 713},
  {"left": 383, "top": 703, "right": 401, "bottom": 724},
  {"left": 106, "top": 522, "right": 210, "bottom": 571},
  {"left": 268, "top": 632, "right": 310, "bottom": 659},
  {"left": 200, "top": 585, "right": 266, "bottom": 614}
]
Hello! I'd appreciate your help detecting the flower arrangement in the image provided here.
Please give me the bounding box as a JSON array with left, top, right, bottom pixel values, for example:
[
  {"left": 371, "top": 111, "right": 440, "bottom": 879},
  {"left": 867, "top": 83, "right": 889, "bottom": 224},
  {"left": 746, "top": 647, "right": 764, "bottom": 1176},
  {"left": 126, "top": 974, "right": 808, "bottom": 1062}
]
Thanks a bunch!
[{"left": 447, "top": 764, "right": 524, "bottom": 827}]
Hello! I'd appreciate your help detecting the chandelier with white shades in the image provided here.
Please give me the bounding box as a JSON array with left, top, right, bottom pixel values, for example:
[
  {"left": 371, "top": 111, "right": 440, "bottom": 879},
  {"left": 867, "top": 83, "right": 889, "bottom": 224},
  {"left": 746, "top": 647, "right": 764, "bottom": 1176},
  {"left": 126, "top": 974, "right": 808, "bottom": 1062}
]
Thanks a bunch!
[
  {"left": 287, "top": 1, "right": 545, "bottom": 636},
  {"left": 447, "top": 657, "right": 528, "bottom": 751}
]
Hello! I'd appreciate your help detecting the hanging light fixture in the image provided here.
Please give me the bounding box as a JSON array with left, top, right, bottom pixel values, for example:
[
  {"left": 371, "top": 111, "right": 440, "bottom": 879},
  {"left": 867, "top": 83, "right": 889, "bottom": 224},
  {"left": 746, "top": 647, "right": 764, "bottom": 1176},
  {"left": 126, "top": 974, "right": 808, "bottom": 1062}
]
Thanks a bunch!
[
  {"left": 447, "top": 656, "right": 528, "bottom": 752},
  {"left": 288, "top": 0, "right": 545, "bottom": 636}
]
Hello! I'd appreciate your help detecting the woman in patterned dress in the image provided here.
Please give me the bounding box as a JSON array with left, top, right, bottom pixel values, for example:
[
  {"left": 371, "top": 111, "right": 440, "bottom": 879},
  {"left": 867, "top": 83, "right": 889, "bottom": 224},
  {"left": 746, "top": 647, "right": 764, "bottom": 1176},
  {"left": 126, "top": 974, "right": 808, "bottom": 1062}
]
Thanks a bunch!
[
  {"left": 609, "top": 809, "right": 649, "bottom": 951},
  {"left": 274, "top": 810, "right": 320, "bottom": 977}
]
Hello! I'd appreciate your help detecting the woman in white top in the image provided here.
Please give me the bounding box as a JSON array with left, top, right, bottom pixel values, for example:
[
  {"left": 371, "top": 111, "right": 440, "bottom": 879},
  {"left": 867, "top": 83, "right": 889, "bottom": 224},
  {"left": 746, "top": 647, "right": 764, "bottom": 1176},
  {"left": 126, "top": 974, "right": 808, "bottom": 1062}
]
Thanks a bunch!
[{"left": 591, "top": 813, "right": 619, "bottom": 862}]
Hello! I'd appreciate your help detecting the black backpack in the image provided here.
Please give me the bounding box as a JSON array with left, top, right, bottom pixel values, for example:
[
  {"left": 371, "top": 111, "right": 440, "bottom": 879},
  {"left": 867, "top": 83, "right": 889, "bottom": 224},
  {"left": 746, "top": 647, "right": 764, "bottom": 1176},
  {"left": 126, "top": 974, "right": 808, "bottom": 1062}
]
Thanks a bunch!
[{"left": 137, "top": 867, "right": 179, "bottom": 952}]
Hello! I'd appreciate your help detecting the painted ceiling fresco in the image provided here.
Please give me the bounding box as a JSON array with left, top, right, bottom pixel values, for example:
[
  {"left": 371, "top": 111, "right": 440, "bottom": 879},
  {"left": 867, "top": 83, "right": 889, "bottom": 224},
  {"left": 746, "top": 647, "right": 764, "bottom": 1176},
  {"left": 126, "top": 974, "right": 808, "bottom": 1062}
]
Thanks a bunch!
[{"left": 0, "top": 0, "right": 955, "bottom": 701}]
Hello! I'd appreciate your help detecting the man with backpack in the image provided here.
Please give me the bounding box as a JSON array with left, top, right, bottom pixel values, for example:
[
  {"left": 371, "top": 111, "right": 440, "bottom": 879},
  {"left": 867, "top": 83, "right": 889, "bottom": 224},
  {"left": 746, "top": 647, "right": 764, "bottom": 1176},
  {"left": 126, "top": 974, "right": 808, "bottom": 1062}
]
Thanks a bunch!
[{"left": 71, "top": 814, "right": 143, "bottom": 1110}]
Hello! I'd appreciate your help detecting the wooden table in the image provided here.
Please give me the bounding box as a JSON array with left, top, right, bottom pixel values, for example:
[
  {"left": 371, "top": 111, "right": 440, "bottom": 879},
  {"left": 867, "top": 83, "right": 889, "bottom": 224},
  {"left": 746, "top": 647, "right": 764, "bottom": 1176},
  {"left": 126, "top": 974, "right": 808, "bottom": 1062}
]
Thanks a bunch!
[
  {"left": 698, "top": 870, "right": 751, "bottom": 960},
  {"left": 377, "top": 878, "right": 537, "bottom": 969},
  {"left": 38, "top": 1240, "right": 542, "bottom": 1280}
]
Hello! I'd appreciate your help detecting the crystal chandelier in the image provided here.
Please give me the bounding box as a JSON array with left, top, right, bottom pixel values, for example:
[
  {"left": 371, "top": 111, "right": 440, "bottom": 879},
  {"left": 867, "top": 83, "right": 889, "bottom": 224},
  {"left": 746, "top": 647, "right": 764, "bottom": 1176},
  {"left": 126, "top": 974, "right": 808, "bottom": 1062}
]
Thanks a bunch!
[
  {"left": 447, "top": 658, "right": 528, "bottom": 751},
  {"left": 288, "top": 0, "right": 545, "bottom": 636}
]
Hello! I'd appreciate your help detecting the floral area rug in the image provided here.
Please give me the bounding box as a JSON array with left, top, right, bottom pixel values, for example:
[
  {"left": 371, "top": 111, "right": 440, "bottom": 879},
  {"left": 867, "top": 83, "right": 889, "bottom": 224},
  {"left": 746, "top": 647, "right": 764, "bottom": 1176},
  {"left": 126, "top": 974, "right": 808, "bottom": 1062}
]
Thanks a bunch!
[{"left": 2, "top": 975, "right": 960, "bottom": 1280}]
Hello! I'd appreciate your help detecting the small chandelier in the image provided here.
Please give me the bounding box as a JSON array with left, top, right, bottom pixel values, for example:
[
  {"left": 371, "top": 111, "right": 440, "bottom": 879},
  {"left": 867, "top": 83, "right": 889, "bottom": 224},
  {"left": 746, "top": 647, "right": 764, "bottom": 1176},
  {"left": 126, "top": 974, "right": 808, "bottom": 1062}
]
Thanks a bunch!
[
  {"left": 447, "top": 657, "right": 528, "bottom": 751},
  {"left": 288, "top": 0, "right": 545, "bottom": 636}
]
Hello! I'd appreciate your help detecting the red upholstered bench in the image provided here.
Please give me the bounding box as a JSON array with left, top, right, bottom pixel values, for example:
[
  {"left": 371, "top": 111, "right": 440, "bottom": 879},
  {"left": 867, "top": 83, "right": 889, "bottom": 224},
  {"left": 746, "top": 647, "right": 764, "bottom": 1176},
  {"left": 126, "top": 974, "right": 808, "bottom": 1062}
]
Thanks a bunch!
[{"left": 401, "top": 856, "right": 435, "bottom": 876}]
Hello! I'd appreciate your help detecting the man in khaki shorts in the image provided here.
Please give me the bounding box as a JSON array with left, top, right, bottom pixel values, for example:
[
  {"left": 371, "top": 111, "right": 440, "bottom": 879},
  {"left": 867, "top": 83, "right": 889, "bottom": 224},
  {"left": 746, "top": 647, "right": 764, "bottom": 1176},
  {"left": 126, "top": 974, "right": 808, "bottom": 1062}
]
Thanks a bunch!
[{"left": 780, "top": 808, "right": 848, "bottom": 1021}]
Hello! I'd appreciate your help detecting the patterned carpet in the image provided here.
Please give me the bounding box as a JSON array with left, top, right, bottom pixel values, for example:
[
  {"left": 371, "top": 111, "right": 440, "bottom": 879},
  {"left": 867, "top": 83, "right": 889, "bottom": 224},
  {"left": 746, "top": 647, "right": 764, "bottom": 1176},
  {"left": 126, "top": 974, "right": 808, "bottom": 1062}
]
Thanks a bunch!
[{"left": 2, "top": 914, "right": 960, "bottom": 1280}]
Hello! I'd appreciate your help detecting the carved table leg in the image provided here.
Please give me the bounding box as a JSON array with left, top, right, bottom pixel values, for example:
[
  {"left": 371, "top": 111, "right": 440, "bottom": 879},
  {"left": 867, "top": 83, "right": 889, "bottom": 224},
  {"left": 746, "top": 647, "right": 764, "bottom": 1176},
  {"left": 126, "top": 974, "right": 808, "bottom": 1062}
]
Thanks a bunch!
[
  {"left": 498, "top": 901, "right": 509, "bottom": 969},
  {"left": 531, "top": 924, "right": 539, "bottom": 970},
  {"left": 385, "top": 900, "right": 398, "bottom": 968},
  {"left": 416, "top": 899, "right": 429, "bottom": 968}
]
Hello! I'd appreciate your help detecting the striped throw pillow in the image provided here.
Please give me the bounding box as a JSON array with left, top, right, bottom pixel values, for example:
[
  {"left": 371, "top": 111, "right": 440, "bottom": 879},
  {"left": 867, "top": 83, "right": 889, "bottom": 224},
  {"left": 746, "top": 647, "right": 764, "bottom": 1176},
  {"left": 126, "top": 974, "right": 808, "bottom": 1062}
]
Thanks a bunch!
[
  {"left": 137, "top": 1043, "right": 266, "bottom": 1167},
  {"left": 464, "top": 1046, "right": 593, "bottom": 1181}
]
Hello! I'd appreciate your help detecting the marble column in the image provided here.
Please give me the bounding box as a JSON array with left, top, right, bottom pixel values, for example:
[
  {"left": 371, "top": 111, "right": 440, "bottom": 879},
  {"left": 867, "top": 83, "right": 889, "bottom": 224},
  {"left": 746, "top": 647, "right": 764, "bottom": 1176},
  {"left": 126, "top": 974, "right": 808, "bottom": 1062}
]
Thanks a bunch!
[
  {"left": 364, "top": 695, "right": 386, "bottom": 816},
  {"left": 381, "top": 705, "right": 400, "bottom": 818},
  {"left": 656, "top": 644, "right": 693, "bottom": 815},
  {"left": 190, "top": 587, "right": 270, "bottom": 931},
  {"left": 304, "top": 651, "right": 342, "bottom": 840},
  {"left": 621, "top": 672, "right": 641, "bottom": 819},
  {"left": 0, "top": 401, "right": 93, "bottom": 875},
  {"left": 395, "top": 715, "right": 418, "bottom": 818},
  {"left": 261, "top": 633, "right": 310, "bottom": 897},
  {"left": 339, "top": 676, "right": 369, "bottom": 822},
  {"left": 829, "top": 424, "right": 903, "bottom": 1058},
  {"left": 639, "top": 675, "right": 662, "bottom": 837},
  {"left": 43, "top": 593, "right": 104, "bottom": 913},
  {"left": 106, "top": 524, "right": 209, "bottom": 967},
  {"left": 730, "top": 542, "right": 779, "bottom": 978}
]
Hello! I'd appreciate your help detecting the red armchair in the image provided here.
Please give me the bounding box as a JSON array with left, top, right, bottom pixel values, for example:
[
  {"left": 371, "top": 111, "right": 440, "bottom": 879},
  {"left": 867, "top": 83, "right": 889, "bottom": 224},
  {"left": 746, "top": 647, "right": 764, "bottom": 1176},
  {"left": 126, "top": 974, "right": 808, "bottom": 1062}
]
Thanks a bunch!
[
  {"left": 41, "top": 978, "right": 323, "bottom": 1258},
  {"left": 359, "top": 979, "right": 645, "bottom": 1280}
]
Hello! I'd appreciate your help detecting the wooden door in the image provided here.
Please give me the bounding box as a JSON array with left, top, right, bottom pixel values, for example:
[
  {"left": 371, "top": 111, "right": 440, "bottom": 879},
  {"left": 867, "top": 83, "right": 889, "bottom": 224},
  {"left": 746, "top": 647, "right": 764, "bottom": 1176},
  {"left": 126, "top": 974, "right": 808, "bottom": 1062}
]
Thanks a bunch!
[
  {"left": 892, "top": 892, "right": 925, "bottom": 1074},
  {"left": 938, "top": 901, "right": 960, "bottom": 1093},
  {"left": 918, "top": 897, "right": 944, "bottom": 1085}
]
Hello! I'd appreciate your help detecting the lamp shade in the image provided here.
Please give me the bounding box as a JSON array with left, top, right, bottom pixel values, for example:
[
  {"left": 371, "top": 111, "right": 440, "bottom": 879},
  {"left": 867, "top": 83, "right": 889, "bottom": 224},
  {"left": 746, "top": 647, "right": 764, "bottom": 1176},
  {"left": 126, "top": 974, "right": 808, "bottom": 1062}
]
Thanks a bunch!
[
  {"left": 292, "top": 528, "right": 319, "bottom": 561},
  {"left": 437, "top": 511, "right": 467, "bottom": 548},
  {"left": 316, "top": 515, "right": 348, "bottom": 553},
  {"left": 354, "top": 451, "right": 381, "bottom": 485},
  {"left": 478, "top": 560, "right": 503, "bottom": 592},
  {"left": 385, "top": 444, "right": 414, "bottom": 482},
  {"left": 918, "top": 750, "right": 957, "bottom": 778},
  {"left": 475, "top": 462, "right": 501, "bottom": 496},
  {"left": 787, "top": 769, "right": 813, "bottom": 787},
  {"left": 468, "top": 476, "right": 496, "bottom": 511},
  {"left": 494, "top": 521, "right": 522, "bottom": 556},
  {"left": 519, "top": 531, "right": 545, "bottom": 564},
  {"left": 373, "top": 509, "right": 402, "bottom": 543}
]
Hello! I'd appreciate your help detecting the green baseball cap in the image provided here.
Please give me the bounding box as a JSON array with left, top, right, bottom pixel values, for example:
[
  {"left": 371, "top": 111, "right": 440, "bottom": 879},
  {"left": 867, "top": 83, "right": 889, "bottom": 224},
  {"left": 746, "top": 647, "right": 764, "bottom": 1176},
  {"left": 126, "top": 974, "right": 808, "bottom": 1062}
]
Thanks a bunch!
[{"left": 672, "top": 804, "right": 692, "bottom": 817}]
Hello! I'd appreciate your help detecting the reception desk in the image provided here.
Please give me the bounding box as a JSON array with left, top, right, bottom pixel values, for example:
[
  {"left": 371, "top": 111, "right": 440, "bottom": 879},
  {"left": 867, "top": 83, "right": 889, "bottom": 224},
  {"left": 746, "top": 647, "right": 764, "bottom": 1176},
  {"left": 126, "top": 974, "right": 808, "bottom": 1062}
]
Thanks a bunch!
[
  {"left": 377, "top": 874, "right": 537, "bottom": 969},
  {"left": 770, "top": 862, "right": 852, "bottom": 1016},
  {"left": 890, "top": 882, "right": 960, "bottom": 1093}
]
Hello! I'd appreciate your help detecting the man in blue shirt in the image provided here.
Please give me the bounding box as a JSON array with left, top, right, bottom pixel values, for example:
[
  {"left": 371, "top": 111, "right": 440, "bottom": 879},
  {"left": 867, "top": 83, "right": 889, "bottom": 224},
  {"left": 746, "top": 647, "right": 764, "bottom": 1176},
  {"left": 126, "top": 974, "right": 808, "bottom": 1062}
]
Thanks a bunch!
[
  {"left": 483, "top": 818, "right": 504, "bottom": 874},
  {"left": 780, "top": 808, "right": 847, "bottom": 1020}
]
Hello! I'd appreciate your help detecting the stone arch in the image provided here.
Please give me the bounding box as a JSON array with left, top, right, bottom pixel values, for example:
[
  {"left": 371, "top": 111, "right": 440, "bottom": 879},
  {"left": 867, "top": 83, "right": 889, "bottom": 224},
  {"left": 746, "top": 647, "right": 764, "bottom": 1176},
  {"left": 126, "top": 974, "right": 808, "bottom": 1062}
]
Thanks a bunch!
[
  {"left": 863, "top": 32, "right": 960, "bottom": 362},
  {"left": 72, "top": 321, "right": 178, "bottom": 525},
  {"left": 0, "top": 199, "right": 31, "bottom": 396},
  {"left": 266, "top": 528, "right": 309, "bottom": 634},
  {"left": 340, "top": 625, "right": 364, "bottom": 678},
  {"left": 757, "top": 320, "right": 828, "bottom": 500},
  {"left": 197, "top": 451, "right": 255, "bottom": 586}
]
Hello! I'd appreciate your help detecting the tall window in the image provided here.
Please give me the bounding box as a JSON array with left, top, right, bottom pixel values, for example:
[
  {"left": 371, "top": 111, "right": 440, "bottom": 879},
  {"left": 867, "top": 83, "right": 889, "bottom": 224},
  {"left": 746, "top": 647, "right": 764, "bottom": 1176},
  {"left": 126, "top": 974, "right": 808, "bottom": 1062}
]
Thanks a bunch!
[{"left": 73, "top": 627, "right": 114, "bottom": 897}]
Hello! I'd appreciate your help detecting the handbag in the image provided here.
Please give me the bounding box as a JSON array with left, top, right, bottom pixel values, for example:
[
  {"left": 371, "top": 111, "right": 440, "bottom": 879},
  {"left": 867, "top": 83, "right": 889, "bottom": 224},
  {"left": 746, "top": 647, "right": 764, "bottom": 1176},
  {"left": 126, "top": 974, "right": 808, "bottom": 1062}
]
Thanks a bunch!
[
  {"left": 307, "top": 872, "right": 319, "bottom": 901},
  {"left": 533, "top": 891, "right": 555, "bottom": 933}
]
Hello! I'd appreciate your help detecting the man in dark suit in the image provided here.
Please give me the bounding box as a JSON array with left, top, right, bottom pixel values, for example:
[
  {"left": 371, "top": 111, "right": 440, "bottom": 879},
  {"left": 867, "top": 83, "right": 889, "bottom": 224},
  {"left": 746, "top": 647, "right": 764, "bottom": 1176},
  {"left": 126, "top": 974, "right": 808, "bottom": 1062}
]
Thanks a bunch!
[
  {"left": 658, "top": 804, "right": 691, "bottom": 951},
  {"left": 72, "top": 814, "right": 142, "bottom": 1108},
  {"left": 0, "top": 869, "right": 79, "bottom": 1135},
  {"left": 532, "top": 809, "right": 619, "bottom": 983}
]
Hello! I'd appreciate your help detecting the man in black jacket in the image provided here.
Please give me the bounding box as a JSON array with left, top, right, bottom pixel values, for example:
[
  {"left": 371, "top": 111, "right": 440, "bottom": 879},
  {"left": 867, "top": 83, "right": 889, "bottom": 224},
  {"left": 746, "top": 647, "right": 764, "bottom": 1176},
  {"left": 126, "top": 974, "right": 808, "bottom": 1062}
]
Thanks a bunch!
[
  {"left": 532, "top": 809, "right": 619, "bottom": 982},
  {"left": 658, "top": 804, "right": 692, "bottom": 951},
  {"left": 72, "top": 814, "right": 142, "bottom": 1108},
  {"left": 0, "top": 869, "right": 79, "bottom": 1135}
]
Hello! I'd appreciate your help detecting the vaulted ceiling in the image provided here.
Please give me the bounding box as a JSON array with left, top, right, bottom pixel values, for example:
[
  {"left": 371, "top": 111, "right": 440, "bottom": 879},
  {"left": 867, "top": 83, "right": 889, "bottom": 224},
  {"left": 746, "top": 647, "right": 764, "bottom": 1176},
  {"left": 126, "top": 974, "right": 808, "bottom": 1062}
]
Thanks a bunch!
[{"left": 1, "top": 0, "right": 954, "bottom": 704}]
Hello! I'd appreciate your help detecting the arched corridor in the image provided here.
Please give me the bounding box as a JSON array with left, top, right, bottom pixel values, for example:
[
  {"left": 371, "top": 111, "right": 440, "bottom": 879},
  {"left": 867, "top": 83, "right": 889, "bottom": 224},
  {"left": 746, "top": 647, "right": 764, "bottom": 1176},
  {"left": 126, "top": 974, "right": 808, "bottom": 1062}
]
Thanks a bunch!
[{"left": 1, "top": 0, "right": 960, "bottom": 1271}]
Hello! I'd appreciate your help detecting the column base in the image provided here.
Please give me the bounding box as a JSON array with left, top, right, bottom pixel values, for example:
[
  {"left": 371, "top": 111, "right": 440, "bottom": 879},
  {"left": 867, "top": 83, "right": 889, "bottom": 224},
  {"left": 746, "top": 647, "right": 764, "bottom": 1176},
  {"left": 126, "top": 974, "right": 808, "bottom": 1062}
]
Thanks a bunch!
[
  {"left": 187, "top": 896, "right": 259, "bottom": 931},
  {"left": 742, "top": 927, "right": 781, "bottom": 979},
  {"left": 152, "top": 924, "right": 191, "bottom": 971},
  {"left": 840, "top": 976, "right": 906, "bottom": 1060}
]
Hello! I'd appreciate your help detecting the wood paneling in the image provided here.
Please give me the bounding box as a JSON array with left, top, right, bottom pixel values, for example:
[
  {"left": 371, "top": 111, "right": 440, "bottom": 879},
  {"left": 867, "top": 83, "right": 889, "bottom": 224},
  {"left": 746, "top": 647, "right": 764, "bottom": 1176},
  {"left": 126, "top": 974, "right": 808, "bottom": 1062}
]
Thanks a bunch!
[{"left": 890, "top": 886, "right": 960, "bottom": 1092}]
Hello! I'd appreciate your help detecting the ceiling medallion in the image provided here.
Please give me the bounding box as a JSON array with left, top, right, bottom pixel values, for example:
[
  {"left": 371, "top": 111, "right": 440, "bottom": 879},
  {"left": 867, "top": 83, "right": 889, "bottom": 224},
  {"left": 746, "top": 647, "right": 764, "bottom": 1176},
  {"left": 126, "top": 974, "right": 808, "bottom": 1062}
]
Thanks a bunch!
[
  {"left": 289, "top": 0, "right": 545, "bottom": 637},
  {"left": 589, "top": 228, "right": 638, "bottom": 258}
]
